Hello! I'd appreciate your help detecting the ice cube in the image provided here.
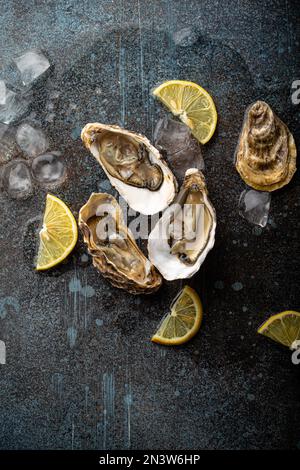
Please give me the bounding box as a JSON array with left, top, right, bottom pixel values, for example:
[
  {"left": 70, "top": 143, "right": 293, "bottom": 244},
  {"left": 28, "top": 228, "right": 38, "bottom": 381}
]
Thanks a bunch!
[
  {"left": 0, "top": 122, "right": 8, "bottom": 140},
  {"left": 14, "top": 49, "right": 50, "bottom": 86},
  {"left": 0, "top": 85, "right": 29, "bottom": 124},
  {"left": 45, "top": 113, "right": 55, "bottom": 123},
  {"left": 154, "top": 117, "right": 191, "bottom": 152},
  {"left": 2, "top": 160, "right": 33, "bottom": 199},
  {"left": 0, "top": 81, "right": 6, "bottom": 105},
  {"left": 154, "top": 117, "right": 204, "bottom": 181},
  {"left": 16, "top": 123, "right": 49, "bottom": 157},
  {"left": 0, "top": 124, "right": 20, "bottom": 164},
  {"left": 172, "top": 27, "right": 200, "bottom": 47},
  {"left": 239, "top": 189, "right": 271, "bottom": 227},
  {"left": 167, "top": 145, "right": 205, "bottom": 181},
  {"left": 31, "top": 152, "right": 66, "bottom": 186}
]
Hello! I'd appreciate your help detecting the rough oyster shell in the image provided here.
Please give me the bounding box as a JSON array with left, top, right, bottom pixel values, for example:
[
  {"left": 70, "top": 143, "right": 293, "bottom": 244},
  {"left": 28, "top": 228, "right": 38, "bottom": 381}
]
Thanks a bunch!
[
  {"left": 79, "top": 193, "right": 162, "bottom": 294},
  {"left": 81, "top": 123, "right": 177, "bottom": 215},
  {"left": 148, "top": 169, "right": 216, "bottom": 280},
  {"left": 235, "top": 101, "right": 297, "bottom": 191}
]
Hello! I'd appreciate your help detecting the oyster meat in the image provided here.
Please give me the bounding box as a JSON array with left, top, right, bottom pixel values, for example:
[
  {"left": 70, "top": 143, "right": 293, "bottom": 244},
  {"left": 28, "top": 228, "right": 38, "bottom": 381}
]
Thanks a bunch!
[
  {"left": 148, "top": 169, "right": 216, "bottom": 280},
  {"left": 235, "top": 101, "right": 297, "bottom": 191},
  {"left": 79, "top": 193, "right": 162, "bottom": 294},
  {"left": 81, "top": 123, "right": 177, "bottom": 215}
]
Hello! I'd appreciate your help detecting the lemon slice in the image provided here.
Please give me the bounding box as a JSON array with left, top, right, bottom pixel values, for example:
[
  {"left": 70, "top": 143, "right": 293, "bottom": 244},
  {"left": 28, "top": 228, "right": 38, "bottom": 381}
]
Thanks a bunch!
[
  {"left": 258, "top": 311, "right": 300, "bottom": 349},
  {"left": 36, "top": 194, "right": 78, "bottom": 270},
  {"left": 153, "top": 80, "right": 217, "bottom": 144},
  {"left": 151, "top": 285, "right": 203, "bottom": 345}
]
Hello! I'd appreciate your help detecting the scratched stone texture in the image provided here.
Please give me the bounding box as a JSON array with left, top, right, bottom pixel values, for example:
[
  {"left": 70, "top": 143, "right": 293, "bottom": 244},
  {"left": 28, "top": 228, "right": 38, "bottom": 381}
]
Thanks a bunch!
[{"left": 0, "top": 0, "right": 299, "bottom": 450}]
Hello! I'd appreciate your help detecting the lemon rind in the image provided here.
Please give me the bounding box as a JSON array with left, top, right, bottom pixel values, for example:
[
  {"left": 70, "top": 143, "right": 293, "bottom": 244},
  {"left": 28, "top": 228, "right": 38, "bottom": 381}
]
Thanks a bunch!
[
  {"left": 257, "top": 310, "right": 300, "bottom": 334},
  {"left": 152, "top": 80, "right": 217, "bottom": 144},
  {"left": 151, "top": 286, "right": 203, "bottom": 346},
  {"left": 36, "top": 194, "right": 78, "bottom": 271}
]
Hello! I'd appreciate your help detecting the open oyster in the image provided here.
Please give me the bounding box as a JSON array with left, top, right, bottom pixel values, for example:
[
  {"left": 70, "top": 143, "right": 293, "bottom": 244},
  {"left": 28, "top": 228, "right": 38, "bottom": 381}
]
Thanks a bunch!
[
  {"left": 79, "top": 193, "right": 162, "bottom": 294},
  {"left": 81, "top": 123, "right": 177, "bottom": 215},
  {"left": 148, "top": 169, "right": 216, "bottom": 280},
  {"left": 235, "top": 101, "right": 297, "bottom": 191}
]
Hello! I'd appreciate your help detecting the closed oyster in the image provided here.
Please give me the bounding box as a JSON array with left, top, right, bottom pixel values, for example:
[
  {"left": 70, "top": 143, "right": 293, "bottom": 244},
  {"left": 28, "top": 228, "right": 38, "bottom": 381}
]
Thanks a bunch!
[
  {"left": 148, "top": 169, "right": 216, "bottom": 280},
  {"left": 79, "top": 193, "right": 162, "bottom": 294},
  {"left": 235, "top": 101, "right": 297, "bottom": 191},
  {"left": 81, "top": 123, "right": 177, "bottom": 215}
]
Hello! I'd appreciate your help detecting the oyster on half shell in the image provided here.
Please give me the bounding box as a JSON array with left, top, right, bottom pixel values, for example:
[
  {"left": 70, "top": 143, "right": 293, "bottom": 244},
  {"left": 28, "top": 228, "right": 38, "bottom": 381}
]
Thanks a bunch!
[
  {"left": 81, "top": 123, "right": 177, "bottom": 215},
  {"left": 148, "top": 169, "right": 216, "bottom": 280},
  {"left": 235, "top": 101, "right": 297, "bottom": 191},
  {"left": 79, "top": 193, "right": 162, "bottom": 294}
]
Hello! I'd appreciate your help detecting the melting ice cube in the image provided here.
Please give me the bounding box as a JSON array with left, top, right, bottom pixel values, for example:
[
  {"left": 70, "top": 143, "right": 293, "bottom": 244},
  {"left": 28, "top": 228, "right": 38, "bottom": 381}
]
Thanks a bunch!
[
  {"left": 239, "top": 189, "right": 271, "bottom": 228},
  {"left": 0, "top": 81, "right": 6, "bottom": 105},
  {"left": 2, "top": 160, "right": 33, "bottom": 199},
  {"left": 31, "top": 152, "right": 66, "bottom": 186},
  {"left": 154, "top": 117, "right": 204, "bottom": 181},
  {"left": 172, "top": 27, "right": 200, "bottom": 47},
  {"left": 16, "top": 123, "right": 49, "bottom": 158},
  {"left": 0, "top": 85, "right": 29, "bottom": 124},
  {"left": 154, "top": 117, "right": 191, "bottom": 152},
  {"left": 14, "top": 49, "right": 50, "bottom": 86},
  {"left": 0, "top": 124, "right": 20, "bottom": 164},
  {"left": 0, "top": 123, "right": 9, "bottom": 140}
]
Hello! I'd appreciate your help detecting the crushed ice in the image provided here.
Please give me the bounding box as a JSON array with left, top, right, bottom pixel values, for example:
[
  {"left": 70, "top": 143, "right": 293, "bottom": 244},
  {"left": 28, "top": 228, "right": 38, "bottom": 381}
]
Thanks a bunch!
[
  {"left": 239, "top": 189, "right": 271, "bottom": 228},
  {"left": 0, "top": 81, "right": 6, "bottom": 105},
  {"left": 14, "top": 49, "right": 50, "bottom": 86},
  {"left": 154, "top": 116, "right": 204, "bottom": 181},
  {"left": 0, "top": 124, "right": 21, "bottom": 164},
  {"left": 0, "top": 48, "right": 68, "bottom": 199},
  {"left": 16, "top": 123, "right": 49, "bottom": 158},
  {"left": 0, "top": 84, "right": 29, "bottom": 124},
  {"left": 2, "top": 160, "right": 33, "bottom": 199},
  {"left": 31, "top": 152, "right": 66, "bottom": 186},
  {"left": 172, "top": 27, "right": 200, "bottom": 47}
]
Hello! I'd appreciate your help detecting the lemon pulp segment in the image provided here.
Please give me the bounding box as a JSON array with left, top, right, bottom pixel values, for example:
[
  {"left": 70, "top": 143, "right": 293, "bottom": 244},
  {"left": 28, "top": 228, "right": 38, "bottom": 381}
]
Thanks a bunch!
[
  {"left": 258, "top": 311, "right": 300, "bottom": 349},
  {"left": 152, "top": 285, "right": 203, "bottom": 346},
  {"left": 153, "top": 80, "right": 217, "bottom": 144},
  {"left": 36, "top": 194, "right": 78, "bottom": 270}
]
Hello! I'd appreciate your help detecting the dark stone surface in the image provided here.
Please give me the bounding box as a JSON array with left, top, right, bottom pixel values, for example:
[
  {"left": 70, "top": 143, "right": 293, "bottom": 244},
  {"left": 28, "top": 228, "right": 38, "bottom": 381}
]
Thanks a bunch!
[{"left": 0, "top": 0, "right": 299, "bottom": 450}]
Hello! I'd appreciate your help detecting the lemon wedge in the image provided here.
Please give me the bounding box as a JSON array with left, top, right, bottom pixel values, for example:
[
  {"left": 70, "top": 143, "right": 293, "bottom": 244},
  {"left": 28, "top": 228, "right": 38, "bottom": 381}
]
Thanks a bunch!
[
  {"left": 151, "top": 285, "right": 203, "bottom": 345},
  {"left": 258, "top": 311, "right": 300, "bottom": 349},
  {"left": 153, "top": 80, "right": 217, "bottom": 144},
  {"left": 36, "top": 194, "right": 78, "bottom": 270}
]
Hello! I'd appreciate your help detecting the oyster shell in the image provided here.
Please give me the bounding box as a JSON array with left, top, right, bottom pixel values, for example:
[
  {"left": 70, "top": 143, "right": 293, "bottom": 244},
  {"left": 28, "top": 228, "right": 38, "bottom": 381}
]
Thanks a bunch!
[
  {"left": 148, "top": 169, "right": 216, "bottom": 280},
  {"left": 81, "top": 123, "right": 177, "bottom": 215},
  {"left": 235, "top": 101, "right": 297, "bottom": 191},
  {"left": 79, "top": 193, "right": 162, "bottom": 294}
]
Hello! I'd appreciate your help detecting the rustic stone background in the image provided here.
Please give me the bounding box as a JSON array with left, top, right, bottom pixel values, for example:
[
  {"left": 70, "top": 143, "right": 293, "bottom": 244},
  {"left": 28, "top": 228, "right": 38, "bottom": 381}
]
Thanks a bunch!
[{"left": 0, "top": 0, "right": 299, "bottom": 449}]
